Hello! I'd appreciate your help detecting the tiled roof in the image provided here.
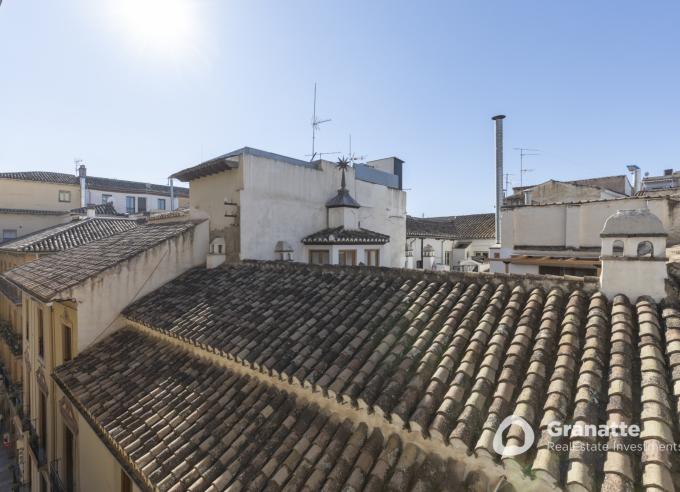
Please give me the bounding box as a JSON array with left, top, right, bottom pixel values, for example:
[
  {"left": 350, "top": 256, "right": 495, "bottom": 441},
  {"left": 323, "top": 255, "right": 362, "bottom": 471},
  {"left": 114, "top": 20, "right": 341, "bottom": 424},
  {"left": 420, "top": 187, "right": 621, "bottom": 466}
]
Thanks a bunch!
[
  {"left": 301, "top": 227, "right": 390, "bottom": 245},
  {"left": 5, "top": 222, "right": 195, "bottom": 301},
  {"left": 70, "top": 203, "right": 122, "bottom": 216},
  {"left": 0, "top": 217, "right": 138, "bottom": 253},
  {"left": 0, "top": 171, "right": 78, "bottom": 184},
  {"left": 406, "top": 214, "right": 496, "bottom": 239},
  {"left": 0, "top": 171, "right": 189, "bottom": 197},
  {"left": 55, "top": 327, "right": 470, "bottom": 492},
  {"left": 120, "top": 262, "right": 680, "bottom": 491},
  {"left": 0, "top": 208, "right": 69, "bottom": 216}
]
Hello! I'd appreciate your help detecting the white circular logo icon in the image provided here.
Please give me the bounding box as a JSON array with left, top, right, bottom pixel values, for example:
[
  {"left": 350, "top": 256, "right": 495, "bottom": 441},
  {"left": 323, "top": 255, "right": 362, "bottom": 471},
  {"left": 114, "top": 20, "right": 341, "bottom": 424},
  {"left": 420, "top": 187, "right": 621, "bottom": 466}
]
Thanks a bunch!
[{"left": 492, "top": 415, "right": 535, "bottom": 457}]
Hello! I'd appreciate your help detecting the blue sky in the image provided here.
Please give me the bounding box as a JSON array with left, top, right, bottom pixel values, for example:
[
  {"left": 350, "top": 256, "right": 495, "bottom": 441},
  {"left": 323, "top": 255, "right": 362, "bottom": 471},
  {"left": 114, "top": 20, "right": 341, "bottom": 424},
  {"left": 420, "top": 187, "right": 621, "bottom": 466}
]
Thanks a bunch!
[{"left": 1, "top": 1, "right": 679, "bottom": 216}]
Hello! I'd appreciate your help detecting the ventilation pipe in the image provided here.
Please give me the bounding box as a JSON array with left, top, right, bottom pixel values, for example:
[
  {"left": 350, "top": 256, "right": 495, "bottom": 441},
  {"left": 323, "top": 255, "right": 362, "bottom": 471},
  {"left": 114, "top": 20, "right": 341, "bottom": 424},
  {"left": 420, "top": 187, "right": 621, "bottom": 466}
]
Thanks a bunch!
[
  {"left": 492, "top": 115, "right": 506, "bottom": 244},
  {"left": 78, "top": 163, "right": 87, "bottom": 207},
  {"left": 169, "top": 177, "right": 175, "bottom": 211},
  {"left": 627, "top": 164, "right": 641, "bottom": 194}
]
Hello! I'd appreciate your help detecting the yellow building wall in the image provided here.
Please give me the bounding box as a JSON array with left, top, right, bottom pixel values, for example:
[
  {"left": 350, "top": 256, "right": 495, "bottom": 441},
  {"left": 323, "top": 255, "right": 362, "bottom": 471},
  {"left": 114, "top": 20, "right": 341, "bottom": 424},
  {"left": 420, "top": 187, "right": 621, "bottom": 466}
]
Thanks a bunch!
[{"left": 0, "top": 179, "right": 79, "bottom": 211}]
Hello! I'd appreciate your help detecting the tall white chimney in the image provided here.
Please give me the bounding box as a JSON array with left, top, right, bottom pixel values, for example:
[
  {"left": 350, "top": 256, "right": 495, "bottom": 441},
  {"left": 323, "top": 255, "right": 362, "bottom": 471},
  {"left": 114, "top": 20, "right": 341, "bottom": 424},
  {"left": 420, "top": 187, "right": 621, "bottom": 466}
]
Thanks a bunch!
[
  {"left": 492, "top": 115, "right": 506, "bottom": 244},
  {"left": 78, "top": 163, "right": 87, "bottom": 207}
]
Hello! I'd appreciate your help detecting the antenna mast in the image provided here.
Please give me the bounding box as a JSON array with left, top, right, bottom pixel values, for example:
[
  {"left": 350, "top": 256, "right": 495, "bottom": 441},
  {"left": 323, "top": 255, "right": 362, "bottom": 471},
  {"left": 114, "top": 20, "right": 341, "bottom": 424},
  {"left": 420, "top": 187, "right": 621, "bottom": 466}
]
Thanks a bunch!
[
  {"left": 310, "top": 83, "right": 331, "bottom": 161},
  {"left": 513, "top": 148, "right": 539, "bottom": 187}
]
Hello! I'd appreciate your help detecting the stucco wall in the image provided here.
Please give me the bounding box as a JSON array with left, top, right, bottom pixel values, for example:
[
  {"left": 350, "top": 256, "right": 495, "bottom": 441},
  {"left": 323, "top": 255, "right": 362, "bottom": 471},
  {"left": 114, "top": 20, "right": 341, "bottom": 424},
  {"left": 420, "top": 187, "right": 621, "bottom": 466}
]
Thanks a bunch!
[
  {"left": 194, "top": 155, "right": 408, "bottom": 267},
  {"left": 0, "top": 179, "right": 79, "bottom": 211},
  {"left": 0, "top": 212, "right": 72, "bottom": 240},
  {"left": 526, "top": 181, "right": 622, "bottom": 205},
  {"left": 75, "top": 407, "right": 142, "bottom": 492},
  {"left": 502, "top": 196, "right": 679, "bottom": 251}
]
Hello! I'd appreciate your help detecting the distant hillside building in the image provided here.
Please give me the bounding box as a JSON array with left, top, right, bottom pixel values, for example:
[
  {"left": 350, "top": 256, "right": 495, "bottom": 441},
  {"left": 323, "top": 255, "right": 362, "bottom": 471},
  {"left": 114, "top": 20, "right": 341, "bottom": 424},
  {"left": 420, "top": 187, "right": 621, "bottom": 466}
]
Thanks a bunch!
[
  {"left": 172, "top": 147, "right": 407, "bottom": 268},
  {"left": 406, "top": 213, "right": 495, "bottom": 271}
]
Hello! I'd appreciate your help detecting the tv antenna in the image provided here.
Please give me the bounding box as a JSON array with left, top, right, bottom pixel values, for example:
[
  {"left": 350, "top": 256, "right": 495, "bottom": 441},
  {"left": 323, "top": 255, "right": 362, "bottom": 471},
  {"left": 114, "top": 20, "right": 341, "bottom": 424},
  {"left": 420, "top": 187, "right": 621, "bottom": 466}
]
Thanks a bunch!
[
  {"left": 347, "top": 134, "right": 366, "bottom": 163},
  {"left": 310, "top": 83, "right": 331, "bottom": 161},
  {"left": 503, "top": 173, "right": 514, "bottom": 197},
  {"left": 513, "top": 148, "right": 539, "bottom": 187},
  {"left": 74, "top": 158, "right": 83, "bottom": 174}
]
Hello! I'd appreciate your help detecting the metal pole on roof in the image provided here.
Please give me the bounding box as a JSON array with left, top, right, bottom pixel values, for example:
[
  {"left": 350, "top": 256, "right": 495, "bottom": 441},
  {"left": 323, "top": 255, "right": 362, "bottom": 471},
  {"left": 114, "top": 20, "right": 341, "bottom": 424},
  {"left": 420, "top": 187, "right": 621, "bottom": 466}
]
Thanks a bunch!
[{"left": 492, "top": 115, "right": 506, "bottom": 245}]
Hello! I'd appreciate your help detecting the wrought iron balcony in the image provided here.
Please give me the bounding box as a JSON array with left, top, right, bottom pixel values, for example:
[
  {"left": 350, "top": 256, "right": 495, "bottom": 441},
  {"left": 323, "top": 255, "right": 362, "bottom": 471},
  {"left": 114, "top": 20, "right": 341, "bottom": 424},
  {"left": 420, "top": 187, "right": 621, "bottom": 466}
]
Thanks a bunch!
[{"left": 27, "top": 420, "right": 46, "bottom": 466}]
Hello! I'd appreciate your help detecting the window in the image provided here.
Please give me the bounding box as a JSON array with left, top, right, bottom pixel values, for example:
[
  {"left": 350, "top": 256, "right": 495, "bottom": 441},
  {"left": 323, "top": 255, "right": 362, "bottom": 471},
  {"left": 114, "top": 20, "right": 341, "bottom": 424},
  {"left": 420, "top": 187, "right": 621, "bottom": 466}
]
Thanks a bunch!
[
  {"left": 612, "top": 240, "right": 624, "bottom": 256},
  {"left": 637, "top": 240, "right": 654, "bottom": 257},
  {"left": 444, "top": 251, "right": 451, "bottom": 265},
  {"left": 309, "top": 250, "right": 330, "bottom": 265},
  {"left": 63, "top": 325, "right": 72, "bottom": 362},
  {"left": 39, "top": 391, "right": 47, "bottom": 451},
  {"left": 25, "top": 303, "right": 30, "bottom": 340},
  {"left": 366, "top": 249, "right": 380, "bottom": 267},
  {"left": 157, "top": 198, "right": 166, "bottom": 210},
  {"left": 125, "top": 196, "right": 135, "bottom": 214},
  {"left": 64, "top": 425, "right": 75, "bottom": 491},
  {"left": 121, "top": 469, "right": 132, "bottom": 492},
  {"left": 339, "top": 250, "right": 357, "bottom": 266},
  {"left": 102, "top": 194, "right": 112, "bottom": 204},
  {"left": 138, "top": 197, "right": 147, "bottom": 213},
  {"left": 38, "top": 308, "right": 44, "bottom": 359},
  {"left": 2, "top": 229, "right": 17, "bottom": 243},
  {"left": 58, "top": 190, "right": 71, "bottom": 202},
  {"left": 538, "top": 265, "right": 598, "bottom": 277}
]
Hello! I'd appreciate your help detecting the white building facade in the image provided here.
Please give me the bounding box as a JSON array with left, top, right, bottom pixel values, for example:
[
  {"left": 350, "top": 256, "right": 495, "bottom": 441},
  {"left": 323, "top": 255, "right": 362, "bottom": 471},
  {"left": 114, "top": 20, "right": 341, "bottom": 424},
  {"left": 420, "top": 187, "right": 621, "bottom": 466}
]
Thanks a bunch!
[{"left": 173, "top": 147, "right": 407, "bottom": 268}]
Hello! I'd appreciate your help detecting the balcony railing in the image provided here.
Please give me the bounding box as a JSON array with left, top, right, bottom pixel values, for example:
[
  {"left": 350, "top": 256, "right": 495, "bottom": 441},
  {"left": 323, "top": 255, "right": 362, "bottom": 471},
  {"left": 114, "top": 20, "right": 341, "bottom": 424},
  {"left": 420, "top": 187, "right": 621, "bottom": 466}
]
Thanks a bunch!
[
  {"left": 27, "top": 420, "right": 46, "bottom": 466},
  {"left": 49, "top": 460, "right": 68, "bottom": 492}
]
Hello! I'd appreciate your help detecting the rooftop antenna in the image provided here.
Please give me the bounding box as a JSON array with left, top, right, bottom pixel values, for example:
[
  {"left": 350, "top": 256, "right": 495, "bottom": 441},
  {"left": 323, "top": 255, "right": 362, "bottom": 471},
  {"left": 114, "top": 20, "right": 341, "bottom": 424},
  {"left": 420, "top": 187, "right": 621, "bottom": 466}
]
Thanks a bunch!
[
  {"left": 310, "top": 83, "right": 331, "bottom": 161},
  {"left": 503, "top": 172, "right": 514, "bottom": 197},
  {"left": 74, "top": 158, "right": 83, "bottom": 174},
  {"left": 513, "top": 148, "right": 539, "bottom": 187},
  {"left": 348, "top": 134, "right": 366, "bottom": 164}
]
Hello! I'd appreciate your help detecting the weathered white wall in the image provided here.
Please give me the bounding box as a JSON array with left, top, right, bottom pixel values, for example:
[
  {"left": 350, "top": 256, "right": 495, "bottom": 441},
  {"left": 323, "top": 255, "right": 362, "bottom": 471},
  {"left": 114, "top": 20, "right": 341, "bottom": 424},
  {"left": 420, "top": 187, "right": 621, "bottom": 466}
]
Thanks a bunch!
[
  {"left": 502, "top": 196, "right": 678, "bottom": 251},
  {"left": 236, "top": 155, "right": 406, "bottom": 267},
  {"left": 600, "top": 259, "right": 667, "bottom": 301},
  {"left": 65, "top": 221, "right": 209, "bottom": 351}
]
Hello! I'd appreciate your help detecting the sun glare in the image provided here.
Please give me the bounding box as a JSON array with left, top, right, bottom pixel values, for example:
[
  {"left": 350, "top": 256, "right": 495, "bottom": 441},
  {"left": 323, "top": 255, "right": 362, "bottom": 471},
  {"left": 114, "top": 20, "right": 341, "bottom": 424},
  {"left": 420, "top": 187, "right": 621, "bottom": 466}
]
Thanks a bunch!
[{"left": 108, "top": 0, "right": 198, "bottom": 58}]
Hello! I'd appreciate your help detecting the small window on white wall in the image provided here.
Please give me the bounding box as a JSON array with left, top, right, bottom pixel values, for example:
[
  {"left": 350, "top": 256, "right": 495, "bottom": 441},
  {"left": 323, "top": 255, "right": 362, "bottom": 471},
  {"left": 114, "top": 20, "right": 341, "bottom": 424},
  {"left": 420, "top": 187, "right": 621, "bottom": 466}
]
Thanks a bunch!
[
  {"left": 612, "top": 240, "right": 624, "bottom": 256},
  {"left": 158, "top": 198, "right": 166, "bottom": 210}
]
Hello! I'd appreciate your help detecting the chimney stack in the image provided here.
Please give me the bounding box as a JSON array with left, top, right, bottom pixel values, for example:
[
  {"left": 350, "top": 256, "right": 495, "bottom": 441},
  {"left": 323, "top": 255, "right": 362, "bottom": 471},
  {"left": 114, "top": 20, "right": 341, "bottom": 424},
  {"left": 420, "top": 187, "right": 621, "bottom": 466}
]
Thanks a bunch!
[
  {"left": 627, "top": 164, "right": 641, "bottom": 194},
  {"left": 78, "top": 163, "right": 87, "bottom": 208},
  {"left": 492, "top": 115, "right": 506, "bottom": 244}
]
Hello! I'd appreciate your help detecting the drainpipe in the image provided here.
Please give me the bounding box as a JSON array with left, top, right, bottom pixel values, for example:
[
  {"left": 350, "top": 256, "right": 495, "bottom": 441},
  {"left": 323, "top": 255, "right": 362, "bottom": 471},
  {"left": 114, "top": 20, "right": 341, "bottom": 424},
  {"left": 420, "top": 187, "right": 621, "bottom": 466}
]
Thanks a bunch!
[{"left": 492, "top": 115, "right": 506, "bottom": 244}]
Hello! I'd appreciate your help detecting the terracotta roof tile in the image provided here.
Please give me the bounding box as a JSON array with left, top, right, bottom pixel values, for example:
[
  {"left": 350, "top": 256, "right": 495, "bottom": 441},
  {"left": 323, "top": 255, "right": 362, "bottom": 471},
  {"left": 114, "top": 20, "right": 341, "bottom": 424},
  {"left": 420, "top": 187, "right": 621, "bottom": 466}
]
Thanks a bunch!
[
  {"left": 54, "top": 328, "right": 460, "bottom": 491},
  {"left": 62, "top": 261, "right": 678, "bottom": 491},
  {"left": 0, "top": 217, "right": 137, "bottom": 253},
  {"left": 4, "top": 222, "right": 195, "bottom": 301}
]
